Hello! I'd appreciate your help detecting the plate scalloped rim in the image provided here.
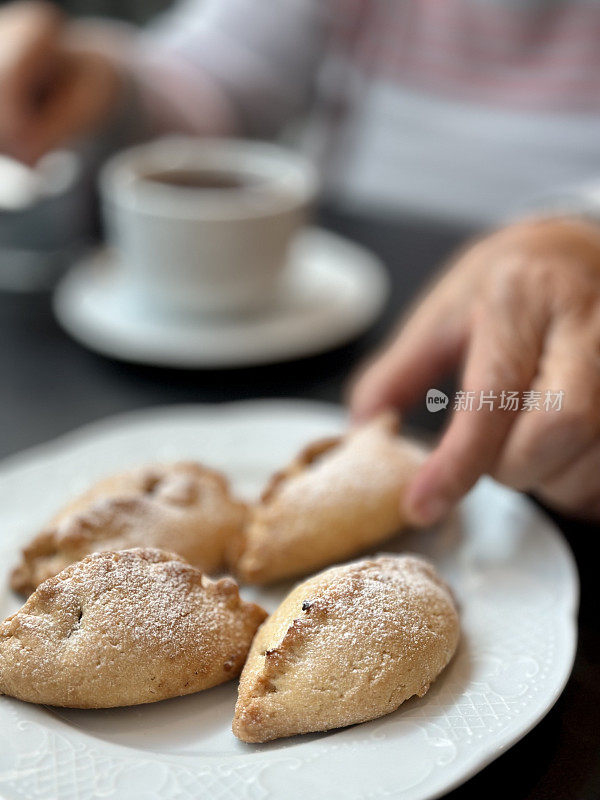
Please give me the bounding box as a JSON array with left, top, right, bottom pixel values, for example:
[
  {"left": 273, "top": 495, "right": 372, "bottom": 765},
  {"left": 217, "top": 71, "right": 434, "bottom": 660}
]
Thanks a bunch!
[{"left": 0, "top": 400, "right": 579, "bottom": 800}]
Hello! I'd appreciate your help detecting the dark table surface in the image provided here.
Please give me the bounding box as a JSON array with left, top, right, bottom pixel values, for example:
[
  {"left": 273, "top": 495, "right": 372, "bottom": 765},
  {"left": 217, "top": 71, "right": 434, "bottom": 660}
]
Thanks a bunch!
[{"left": 0, "top": 208, "right": 598, "bottom": 799}]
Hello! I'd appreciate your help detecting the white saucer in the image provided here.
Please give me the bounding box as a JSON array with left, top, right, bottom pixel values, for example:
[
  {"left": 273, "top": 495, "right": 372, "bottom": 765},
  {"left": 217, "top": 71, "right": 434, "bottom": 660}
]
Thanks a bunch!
[{"left": 53, "top": 228, "right": 389, "bottom": 368}]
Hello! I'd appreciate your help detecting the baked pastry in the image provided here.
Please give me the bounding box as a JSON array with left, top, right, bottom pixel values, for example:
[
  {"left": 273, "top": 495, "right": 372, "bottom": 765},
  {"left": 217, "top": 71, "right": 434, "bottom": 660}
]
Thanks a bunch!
[
  {"left": 0, "top": 548, "right": 267, "bottom": 708},
  {"left": 233, "top": 554, "right": 459, "bottom": 742},
  {"left": 11, "top": 462, "right": 246, "bottom": 595},
  {"left": 231, "top": 413, "right": 426, "bottom": 584}
]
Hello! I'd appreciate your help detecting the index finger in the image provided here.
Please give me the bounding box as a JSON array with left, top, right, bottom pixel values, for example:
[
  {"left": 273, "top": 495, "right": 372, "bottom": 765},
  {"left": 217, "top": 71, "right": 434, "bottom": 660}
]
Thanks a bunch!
[
  {"left": 405, "top": 304, "right": 541, "bottom": 524},
  {"left": 349, "top": 269, "right": 472, "bottom": 420}
]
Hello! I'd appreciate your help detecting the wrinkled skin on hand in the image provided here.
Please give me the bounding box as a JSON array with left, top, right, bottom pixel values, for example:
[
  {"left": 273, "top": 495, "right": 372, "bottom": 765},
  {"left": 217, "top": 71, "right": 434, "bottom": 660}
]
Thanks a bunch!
[{"left": 351, "top": 217, "right": 600, "bottom": 522}]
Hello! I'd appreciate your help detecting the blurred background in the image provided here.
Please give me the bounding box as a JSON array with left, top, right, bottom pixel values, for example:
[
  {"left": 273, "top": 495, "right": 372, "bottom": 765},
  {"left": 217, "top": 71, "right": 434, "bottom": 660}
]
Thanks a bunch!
[
  {"left": 26, "top": 0, "right": 168, "bottom": 22},
  {"left": 0, "top": 0, "right": 169, "bottom": 291},
  {"left": 0, "top": 0, "right": 475, "bottom": 451}
]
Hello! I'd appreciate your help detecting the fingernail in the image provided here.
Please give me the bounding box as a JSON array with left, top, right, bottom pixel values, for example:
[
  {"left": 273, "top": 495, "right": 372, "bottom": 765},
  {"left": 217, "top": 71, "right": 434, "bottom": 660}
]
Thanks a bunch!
[{"left": 407, "top": 494, "right": 450, "bottom": 526}]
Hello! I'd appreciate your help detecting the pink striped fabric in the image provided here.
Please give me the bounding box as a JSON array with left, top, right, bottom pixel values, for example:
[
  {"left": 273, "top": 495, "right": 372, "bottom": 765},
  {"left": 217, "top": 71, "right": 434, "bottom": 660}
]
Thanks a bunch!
[{"left": 331, "top": 0, "right": 600, "bottom": 112}]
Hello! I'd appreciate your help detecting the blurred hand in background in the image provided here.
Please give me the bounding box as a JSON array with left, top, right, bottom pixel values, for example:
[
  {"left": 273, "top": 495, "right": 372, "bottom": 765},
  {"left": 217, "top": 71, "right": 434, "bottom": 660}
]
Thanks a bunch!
[
  {"left": 0, "top": 1, "right": 120, "bottom": 164},
  {"left": 352, "top": 217, "right": 600, "bottom": 523}
]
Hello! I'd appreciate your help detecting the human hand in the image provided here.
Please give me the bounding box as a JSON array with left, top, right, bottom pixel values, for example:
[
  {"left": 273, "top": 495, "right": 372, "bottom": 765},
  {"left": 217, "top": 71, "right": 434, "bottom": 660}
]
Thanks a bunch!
[
  {"left": 351, "top": 217, "right": 600, "bottom": 523},
  {"left": 0, "top": 1, "right": 121, "bottom": 164}
]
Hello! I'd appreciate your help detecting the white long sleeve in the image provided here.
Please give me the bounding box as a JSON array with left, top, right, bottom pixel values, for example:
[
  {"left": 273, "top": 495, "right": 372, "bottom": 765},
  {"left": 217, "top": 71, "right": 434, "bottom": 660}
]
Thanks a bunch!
[{"left": 135, "top": 0, "right": 330, "bottom": 137}]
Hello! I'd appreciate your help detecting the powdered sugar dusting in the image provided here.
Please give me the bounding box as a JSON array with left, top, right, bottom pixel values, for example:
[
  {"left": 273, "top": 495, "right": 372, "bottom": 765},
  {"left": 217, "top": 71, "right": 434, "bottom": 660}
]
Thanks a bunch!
[
  {"left": 273, "top": 555, "right": 455, "bottom": 678},
  {"left": 238, "top": 415, "right": 427, "bottom": 583},
  {"left": 265, "top": 415, "right": 423, "bottom": 507},
  {"left": 1, "top": 548, "right": 266, "bottom": 708},
  {"left": 234, "top": 554, "right": 459, "bottom": 742},
  {"left": 11, "top": 462, "right": 246, "bottom": 595}
]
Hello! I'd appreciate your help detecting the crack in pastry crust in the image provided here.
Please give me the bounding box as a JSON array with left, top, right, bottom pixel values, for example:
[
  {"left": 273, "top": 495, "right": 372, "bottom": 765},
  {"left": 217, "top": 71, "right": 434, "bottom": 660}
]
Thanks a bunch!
[
  {"left": 232, "top": 555, "right": 459, "bottom": 743},
  {"left": 0, "top": 548, "right": 267, "bottom": 708},
  {"left": 230, "top": 413, "right": 427, "bottom": 584},
  {"left": 10, "top": 462, "right": 246, "bottom": 596},
  {"left": 259, "top": 436, "right": 343, "bottom": 504}
]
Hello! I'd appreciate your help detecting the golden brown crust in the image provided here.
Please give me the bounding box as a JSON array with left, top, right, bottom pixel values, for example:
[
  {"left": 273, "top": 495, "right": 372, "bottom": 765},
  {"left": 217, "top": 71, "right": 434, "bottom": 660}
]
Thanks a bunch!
[
  {"left": 233, "top": 554, "right": 459, "bottom": 743},
  {"left": 0, "top": 548, "right": 266, "bottom": 708},
  {"left": 259, "top": 436, "right": 342, "bottom": 503},
  {"left": 230, "top": 413, "right": 426, "bottom": 584},
  {"left": 11, "top": 462, "right": 246, "bottom": 595}
]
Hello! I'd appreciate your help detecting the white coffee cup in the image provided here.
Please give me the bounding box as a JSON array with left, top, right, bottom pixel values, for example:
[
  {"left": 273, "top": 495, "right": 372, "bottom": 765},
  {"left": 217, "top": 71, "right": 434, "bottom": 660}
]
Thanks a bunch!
[{"left": 99, "top": 137, "right": 318, "bottom": 317}]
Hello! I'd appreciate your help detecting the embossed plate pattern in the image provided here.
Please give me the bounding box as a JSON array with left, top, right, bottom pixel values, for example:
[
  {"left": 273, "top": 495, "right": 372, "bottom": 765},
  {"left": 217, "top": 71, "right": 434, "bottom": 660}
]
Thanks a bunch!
[{"left": 0, "top": 401, "right": 579, "bottom": 800}]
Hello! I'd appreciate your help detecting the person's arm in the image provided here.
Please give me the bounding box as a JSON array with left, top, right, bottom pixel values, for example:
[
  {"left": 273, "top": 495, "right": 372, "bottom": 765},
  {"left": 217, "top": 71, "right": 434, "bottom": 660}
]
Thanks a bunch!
[
  {"left": 137, "top": 0, "right": 330, "bottom": 138},
  {"left": 0, "top": 0, "right": 329, "bottom": 165}
]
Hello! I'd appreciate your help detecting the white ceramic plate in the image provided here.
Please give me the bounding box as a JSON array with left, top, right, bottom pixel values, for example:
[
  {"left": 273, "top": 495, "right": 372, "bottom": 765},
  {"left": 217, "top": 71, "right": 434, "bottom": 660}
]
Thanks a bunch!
[
  {"left": 0, "top": 401, "right": 579, "bottom": 800},
  {"left": 53, "top": 228, "right": 389, "bottom": 368}
]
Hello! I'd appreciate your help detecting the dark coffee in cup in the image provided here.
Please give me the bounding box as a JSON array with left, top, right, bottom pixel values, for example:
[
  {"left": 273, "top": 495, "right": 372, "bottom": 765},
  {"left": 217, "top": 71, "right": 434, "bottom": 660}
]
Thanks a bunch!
[{"left": 142, "top": 169, "right": 259, "bottom": 190}]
